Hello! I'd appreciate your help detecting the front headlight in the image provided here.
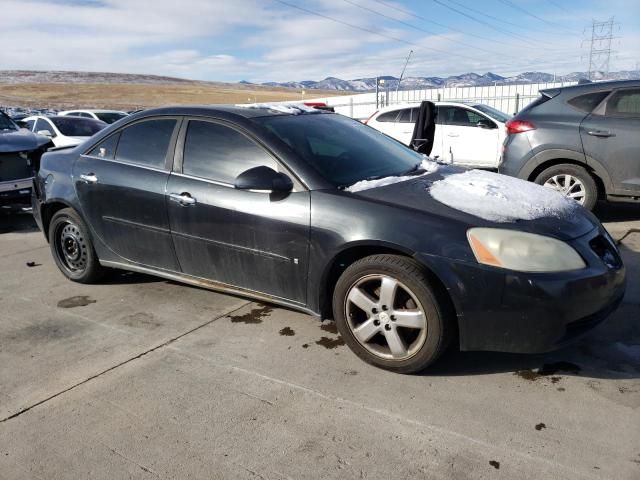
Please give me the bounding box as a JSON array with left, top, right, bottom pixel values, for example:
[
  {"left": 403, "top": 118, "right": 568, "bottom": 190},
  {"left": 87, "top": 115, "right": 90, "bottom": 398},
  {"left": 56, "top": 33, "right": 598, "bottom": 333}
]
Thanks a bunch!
[{"left": 467, "top": 228, "right": 586, "bottom": 272}]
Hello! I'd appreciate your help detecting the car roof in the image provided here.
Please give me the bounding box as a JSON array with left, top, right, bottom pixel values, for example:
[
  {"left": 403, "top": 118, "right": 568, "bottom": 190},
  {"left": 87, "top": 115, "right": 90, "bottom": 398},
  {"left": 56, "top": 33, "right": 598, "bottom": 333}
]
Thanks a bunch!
[
  {"left": 374, "top": 101, "right": 480, "bottom": 114},
  {"left": 61, "top": 109, "right": 128, "bottom": 114},
  {"left": 131, "top": 104, "right": 329, "bottom": 120},
  {"left": 545, "top": 79, "right": 640, "bottom": 95}
]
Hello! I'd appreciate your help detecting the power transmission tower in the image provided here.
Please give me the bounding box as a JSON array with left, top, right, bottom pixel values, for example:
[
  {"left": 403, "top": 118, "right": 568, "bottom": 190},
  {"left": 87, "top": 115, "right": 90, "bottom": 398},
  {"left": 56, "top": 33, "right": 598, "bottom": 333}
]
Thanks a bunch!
[{"left": 587, "top": 17, "right": 616, "bottom": 80}]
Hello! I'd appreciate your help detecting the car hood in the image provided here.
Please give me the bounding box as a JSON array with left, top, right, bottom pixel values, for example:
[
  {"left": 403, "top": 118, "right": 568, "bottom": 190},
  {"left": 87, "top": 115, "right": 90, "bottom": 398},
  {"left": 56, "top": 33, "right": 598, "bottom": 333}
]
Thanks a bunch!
[
  {"left": 0, "top": 128, "right": 50, "bottom": 153},
  {"left": 350, "top": 170, "right": 598, "bottom": 241}
]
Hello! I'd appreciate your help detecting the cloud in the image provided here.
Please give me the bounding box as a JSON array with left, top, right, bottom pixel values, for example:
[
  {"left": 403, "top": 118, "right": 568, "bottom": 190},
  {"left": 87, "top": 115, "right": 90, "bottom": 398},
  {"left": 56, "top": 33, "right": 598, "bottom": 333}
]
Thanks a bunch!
[{"left": 1, "top": 0, "right": 638, "bottom": 83}]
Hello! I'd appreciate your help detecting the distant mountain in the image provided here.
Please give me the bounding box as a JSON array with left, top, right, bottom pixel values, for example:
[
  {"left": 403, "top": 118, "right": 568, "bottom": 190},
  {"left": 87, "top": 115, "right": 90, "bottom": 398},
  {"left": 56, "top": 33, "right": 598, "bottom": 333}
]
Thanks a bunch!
[{"left": 258, "top": 70, "right": 640, "bottom": 92}]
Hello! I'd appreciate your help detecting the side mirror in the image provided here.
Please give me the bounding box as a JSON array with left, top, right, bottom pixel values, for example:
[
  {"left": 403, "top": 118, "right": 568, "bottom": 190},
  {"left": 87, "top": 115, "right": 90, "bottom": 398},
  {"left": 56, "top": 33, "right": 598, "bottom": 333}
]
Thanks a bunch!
[
  {"left": 234, "top": 166, "right": 293, "bottom": 193},
  {"left": 37, "top": 129, "right": 54, "bottom": 137},
  {"left": 476, "top": 119, "right": 496, "bottom": 130}
]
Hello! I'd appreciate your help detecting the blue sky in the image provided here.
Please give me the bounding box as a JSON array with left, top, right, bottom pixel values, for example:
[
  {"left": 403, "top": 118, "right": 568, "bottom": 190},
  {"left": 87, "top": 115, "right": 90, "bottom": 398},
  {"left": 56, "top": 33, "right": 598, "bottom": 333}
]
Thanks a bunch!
[{"left": 2, "top": 0, "right": 638, "bottom": 82}]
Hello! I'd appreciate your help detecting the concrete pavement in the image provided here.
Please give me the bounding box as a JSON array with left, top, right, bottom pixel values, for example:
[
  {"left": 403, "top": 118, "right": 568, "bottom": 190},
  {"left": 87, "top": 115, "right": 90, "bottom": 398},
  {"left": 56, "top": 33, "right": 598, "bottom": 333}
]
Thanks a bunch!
[{"left": 0, "top": 205, "right": 638, "bottom": 479}]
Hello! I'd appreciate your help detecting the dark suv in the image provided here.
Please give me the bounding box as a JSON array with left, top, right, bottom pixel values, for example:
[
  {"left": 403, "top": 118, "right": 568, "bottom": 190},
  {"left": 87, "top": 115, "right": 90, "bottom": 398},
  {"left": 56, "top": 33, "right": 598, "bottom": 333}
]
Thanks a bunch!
[{"left": 499, "top": 80, "right": 640, "bottom": 210}]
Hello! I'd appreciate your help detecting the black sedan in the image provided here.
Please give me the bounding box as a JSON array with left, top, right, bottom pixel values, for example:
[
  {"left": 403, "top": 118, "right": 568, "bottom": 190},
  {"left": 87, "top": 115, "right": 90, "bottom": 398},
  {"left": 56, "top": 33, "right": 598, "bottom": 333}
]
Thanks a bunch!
[{"left": 32, "top": 105, "right": 626, "bottom": 373}]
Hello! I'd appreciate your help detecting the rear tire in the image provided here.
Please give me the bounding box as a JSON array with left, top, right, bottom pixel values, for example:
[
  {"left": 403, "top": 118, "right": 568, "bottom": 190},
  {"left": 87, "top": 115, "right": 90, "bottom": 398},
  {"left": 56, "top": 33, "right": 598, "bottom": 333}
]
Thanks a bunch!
[
  {"left": 332, "top": 254, "right": 453, "bottom": 374},
  {"left": 49, "top": 208, "right": 105, "bottom": 283},
  {"left": 534, "top": 164, "right": 598, "bottom": 211}
]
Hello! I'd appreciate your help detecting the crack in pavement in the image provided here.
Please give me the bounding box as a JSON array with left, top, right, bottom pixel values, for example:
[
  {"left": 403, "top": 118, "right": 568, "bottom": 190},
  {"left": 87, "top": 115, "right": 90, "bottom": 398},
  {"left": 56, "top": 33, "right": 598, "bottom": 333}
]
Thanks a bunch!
[{"left": 0, "top": 300, "right": 253, "bottom": 423}]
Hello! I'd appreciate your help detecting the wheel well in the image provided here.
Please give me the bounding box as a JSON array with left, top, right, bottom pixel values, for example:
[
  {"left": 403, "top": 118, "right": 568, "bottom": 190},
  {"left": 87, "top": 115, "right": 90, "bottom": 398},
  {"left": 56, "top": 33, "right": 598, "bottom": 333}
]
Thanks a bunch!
[
  {"left": 527, "top": 159, "right": 605, "bottom": 198},
  {"left": 41, "top": 202, "right": 71, "bottom": 240},
  {"left": 319, "top": 246, "right": 458, "bottom": 332}
]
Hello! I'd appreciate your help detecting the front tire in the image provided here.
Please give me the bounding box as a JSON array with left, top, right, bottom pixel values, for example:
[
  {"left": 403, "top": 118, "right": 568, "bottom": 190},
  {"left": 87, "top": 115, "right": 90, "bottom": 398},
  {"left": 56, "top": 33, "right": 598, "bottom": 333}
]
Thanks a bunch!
[
  {"left": 332, "top": 254, "right": 453, "bottom": 373},
  {"left": 49, "top": 208, "right": 105, "bottom": 283},
  {"left": 534, "top": 164, "right": 598, "bottom": 210}
]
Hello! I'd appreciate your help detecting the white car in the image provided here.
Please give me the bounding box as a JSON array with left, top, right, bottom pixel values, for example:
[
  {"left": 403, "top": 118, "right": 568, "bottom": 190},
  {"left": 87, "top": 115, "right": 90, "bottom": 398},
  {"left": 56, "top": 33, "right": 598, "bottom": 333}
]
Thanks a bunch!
[
  {"left": 59, "top": 109, "right": 128, "bottom": 124},
  {"left": 22, "top": 115, "right": 107, "bottom": 148},
  {"left": 365, "top": 102, "right": 511, "bottom": 168}
]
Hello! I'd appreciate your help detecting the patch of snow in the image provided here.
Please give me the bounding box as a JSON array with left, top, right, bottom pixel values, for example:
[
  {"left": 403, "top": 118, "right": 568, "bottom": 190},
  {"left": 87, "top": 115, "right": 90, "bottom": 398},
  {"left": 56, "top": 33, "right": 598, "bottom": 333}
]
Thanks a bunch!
[
  {"left": 429, "top": 169, "right": 578, "bottom": 222},
  {"left": 346, "top": 158, "right": 439, "bottom": 193},
  {"left": 237, "top": 103, "right": 320, "bottom": 115}
]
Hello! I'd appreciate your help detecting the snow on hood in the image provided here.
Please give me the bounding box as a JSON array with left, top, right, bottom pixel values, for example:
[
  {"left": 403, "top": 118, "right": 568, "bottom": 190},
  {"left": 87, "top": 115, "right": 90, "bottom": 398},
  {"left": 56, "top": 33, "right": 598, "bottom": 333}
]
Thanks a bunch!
[
  {"left": 429, "top": 169, "right": 579, "bottom": 222},
  {"left": 346, "top": 159, "right": 439, "bottom": 193},
  {"left": 237, "top": 103, "right": 321, "bottom": 115}
]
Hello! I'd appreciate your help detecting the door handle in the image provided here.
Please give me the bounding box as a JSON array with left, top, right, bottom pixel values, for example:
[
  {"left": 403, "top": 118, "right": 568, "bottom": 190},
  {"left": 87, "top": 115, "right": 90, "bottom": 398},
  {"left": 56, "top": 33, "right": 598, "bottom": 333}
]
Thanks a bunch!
[
  {"left": 79, "top": 173, "right": 98, "bottom": 184},
  {"left": 169, "top": 192, "right": 196, "bottom": 206},
  {"left": 587, "top": 130, "right": 615, "bottom": 138},
  {"left": 447, "top": 133, "right": 459, "bottom": 137}
]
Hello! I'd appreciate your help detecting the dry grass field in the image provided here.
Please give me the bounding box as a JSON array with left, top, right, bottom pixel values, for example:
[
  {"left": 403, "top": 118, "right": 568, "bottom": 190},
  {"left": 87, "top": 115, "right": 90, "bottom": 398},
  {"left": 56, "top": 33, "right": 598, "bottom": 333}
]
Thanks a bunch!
[{"left": 0, "top": 82, "right": 346, "bottom": 110}]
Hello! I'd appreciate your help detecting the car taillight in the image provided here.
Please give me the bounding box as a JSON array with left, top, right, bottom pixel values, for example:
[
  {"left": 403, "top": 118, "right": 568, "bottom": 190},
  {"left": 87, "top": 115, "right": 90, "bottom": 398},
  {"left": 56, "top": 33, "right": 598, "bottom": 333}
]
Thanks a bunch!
[
  {"left": 303, "top": 102, "right": 327, "bottom": 107},
  {"left": 505, "top": 119, "right": 536, "bottom": 135},
  {"left": 364, "top": 111, "right": 379, "bottom": 125}
]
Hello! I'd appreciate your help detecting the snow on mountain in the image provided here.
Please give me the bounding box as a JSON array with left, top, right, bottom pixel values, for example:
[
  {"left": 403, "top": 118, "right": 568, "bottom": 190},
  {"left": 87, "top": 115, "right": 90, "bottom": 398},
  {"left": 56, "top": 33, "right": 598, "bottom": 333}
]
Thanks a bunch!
[{"left": 259, "top": 70, "right": 640, "bottom": 92}]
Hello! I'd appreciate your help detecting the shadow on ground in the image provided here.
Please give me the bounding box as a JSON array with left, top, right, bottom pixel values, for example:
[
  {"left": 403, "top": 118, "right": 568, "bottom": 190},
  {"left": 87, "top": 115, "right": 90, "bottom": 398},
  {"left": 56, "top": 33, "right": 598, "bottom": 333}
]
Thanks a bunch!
[
  {"left": 594, "top": 202, "right": 640, "bottom": 223},
  {"left": 0, "top": 209, "right": 38, "bottom": 234}
]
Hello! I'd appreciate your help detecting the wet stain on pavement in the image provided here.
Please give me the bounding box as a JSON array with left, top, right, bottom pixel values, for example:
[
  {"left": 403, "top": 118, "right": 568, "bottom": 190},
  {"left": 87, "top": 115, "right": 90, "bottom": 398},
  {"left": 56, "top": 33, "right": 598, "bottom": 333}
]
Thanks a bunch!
[
  {"left": 7, "top": 320, "right": 87, "bottom": 344},
  {"left": 557, "top": 387, "right": 566, "bottom": 392},
  {"left": 57, "top": 296, "right": 96, "bottom": 308},
  {"left": 279, "top": 327, "right": 295, "bottom": 336},
  {"left": 122, "top": 312, "right": 162, "bottom": 329},
  {"left": 489, "top": 460, "right": 500, "bottom": 469},
  {"left": 514, "top": 361, "right": 582, "bottom": 382},
  {"left": 229, "top": 304, "right": 273, "bottom": 324},
  {"left": 320, "top": 321, "right": 338, "bottom": 334},
  {"left": 302, "top": 343, "right": 309, "bottom": 349},
  {"left": 26, "top": 261, "right": 41, "bottom": 268},
  {"left": 535, "top": 423, "right": 546, "bottom": 431},
  {"left": 316, "top": 336, "right": 345, "bottom": 349}
]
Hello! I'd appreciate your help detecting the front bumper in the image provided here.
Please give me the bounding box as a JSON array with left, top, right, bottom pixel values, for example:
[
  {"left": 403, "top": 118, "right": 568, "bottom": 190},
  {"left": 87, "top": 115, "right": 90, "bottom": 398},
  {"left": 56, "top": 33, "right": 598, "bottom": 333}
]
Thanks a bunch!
[
  {"left": 418, "top": 227, "right": 626, "bottom": 353},
  {"left": 0, "top": 178, "right": 33, "bottom": 207}
]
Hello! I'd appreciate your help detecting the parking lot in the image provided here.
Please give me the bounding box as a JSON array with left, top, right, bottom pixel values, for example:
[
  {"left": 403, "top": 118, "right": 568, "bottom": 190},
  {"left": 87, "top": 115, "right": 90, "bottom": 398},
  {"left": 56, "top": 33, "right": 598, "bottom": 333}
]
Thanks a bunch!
[{"left": 0, "top": 205, "right": 638, "bottom": 479}]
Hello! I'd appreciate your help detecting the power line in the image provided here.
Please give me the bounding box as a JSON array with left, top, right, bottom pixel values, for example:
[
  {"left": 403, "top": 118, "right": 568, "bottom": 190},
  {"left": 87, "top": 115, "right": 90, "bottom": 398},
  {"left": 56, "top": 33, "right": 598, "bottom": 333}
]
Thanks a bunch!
[
  {"left": 444, "top": 0, "right": 544, "bottom": 31},
  {"left": 429, "top": 0, "right": 547, "bottom": 45},
  {"left": 272, "top": 0, "right": 481, "bottom": 62},
  {"left": 496, "top": 0, "right": 579, "bottom": 34},
  {"left": 545, "top": 0, "right": 570, "bottom": 13},
  {"left": 341, "top": 0, "right": 523, "bottom": 59},
  {"left": 370, "top": 0, "right": 512, "bottom": 46}
]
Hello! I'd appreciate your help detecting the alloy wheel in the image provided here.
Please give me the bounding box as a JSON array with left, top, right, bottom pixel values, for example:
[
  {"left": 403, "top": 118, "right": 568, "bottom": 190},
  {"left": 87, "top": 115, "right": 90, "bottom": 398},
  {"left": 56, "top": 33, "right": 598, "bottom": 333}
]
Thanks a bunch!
[
  {"left": 344, "top": 274, "right": 428, "bottom": 361},
  {"left": 543, "top": 174, "right": 586, "bottom": 204}
]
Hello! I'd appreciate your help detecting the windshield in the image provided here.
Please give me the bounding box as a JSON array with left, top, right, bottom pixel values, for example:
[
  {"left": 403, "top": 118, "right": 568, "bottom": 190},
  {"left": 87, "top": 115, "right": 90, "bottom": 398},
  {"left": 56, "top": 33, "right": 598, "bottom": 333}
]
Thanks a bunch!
[
  {"left": 471, "top": 104, "right": 511, "bottom": 123},
  {"left": 50, "top": 117, "right": 106, "bottom": 137},
  {"left": 95, "top": 112, "right": 127, "bottom": 124},
  {"left": 255, "top": 114, "right": 426, "bottom": 188},
  {"left": 0, "top": 112, "right": 18, "bottom": 131}
]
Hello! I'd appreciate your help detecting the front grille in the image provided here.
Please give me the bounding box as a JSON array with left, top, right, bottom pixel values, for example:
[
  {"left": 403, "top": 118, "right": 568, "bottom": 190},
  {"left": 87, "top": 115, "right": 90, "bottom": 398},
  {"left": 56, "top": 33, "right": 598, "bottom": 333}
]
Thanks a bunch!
[
  {"left": 589, "top": 234, "right": 622, "bottom": 269},
  {"left": 0, "top": 152, "right": 32, "bottom": 182}
]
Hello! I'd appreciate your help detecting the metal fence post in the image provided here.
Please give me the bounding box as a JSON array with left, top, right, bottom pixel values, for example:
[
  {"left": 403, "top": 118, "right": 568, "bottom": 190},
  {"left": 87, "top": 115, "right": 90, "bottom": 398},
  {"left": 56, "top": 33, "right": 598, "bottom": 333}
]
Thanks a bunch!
[
  {"left": 349, "top": 97, "right": 353, "bottom": 118},
  {"left": 515, "top": 93, "right": 520, "bottom": 114}
]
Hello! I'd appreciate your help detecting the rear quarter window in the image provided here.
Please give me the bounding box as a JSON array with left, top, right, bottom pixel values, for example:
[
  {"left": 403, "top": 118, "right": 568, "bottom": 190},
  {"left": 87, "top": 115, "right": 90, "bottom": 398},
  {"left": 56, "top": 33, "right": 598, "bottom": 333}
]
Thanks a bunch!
[
  {"left": 567, "top": 91, "right": 610, "bottom": 113},
  {"left": 375, "top": 110, "right": 400, "bottom": 122}
]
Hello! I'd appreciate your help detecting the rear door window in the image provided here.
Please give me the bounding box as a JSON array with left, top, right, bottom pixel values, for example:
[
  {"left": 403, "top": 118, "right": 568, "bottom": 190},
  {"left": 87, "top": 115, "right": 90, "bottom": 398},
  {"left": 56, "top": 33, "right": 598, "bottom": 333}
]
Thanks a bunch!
[
  {"left": 114, "top": 119, "right": 177, "bottom": 169},
  {"left": 605, "top": 89, "right": 640, "bottom": 117},
  {"left": 567, "top": 91, "right": 610, "bottom": 113},
  {"left": 182, "top": 120, "right": 277, "bottom": 184}
]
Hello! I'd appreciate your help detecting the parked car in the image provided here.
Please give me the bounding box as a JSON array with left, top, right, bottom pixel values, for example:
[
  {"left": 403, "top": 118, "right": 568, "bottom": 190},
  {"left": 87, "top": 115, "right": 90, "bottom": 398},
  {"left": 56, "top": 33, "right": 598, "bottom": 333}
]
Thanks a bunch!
[
  {"left": 365, "top": 102, "right": 511, "bottom": 168},
  {"left": 32, "top": 105, "right": 625, "bottom": 373},
  {"left": 500, "top": 80, "right": 640, "bottom": 210},
  {"left": 0, "top": 111, "right": 52, "bottom": 207},
  {"left": 59, "top": 109, "right": 129, "bottom": 124},
  {"left": 22, "top": 115, "right": 107, "bottom": 148}
]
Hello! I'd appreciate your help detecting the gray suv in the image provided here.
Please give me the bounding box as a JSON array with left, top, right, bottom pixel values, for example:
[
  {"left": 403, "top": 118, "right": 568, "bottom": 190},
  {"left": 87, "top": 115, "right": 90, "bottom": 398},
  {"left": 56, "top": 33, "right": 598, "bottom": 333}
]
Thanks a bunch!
[{"left": 499, "top": 80, "right": 640, "bottom": 210}]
